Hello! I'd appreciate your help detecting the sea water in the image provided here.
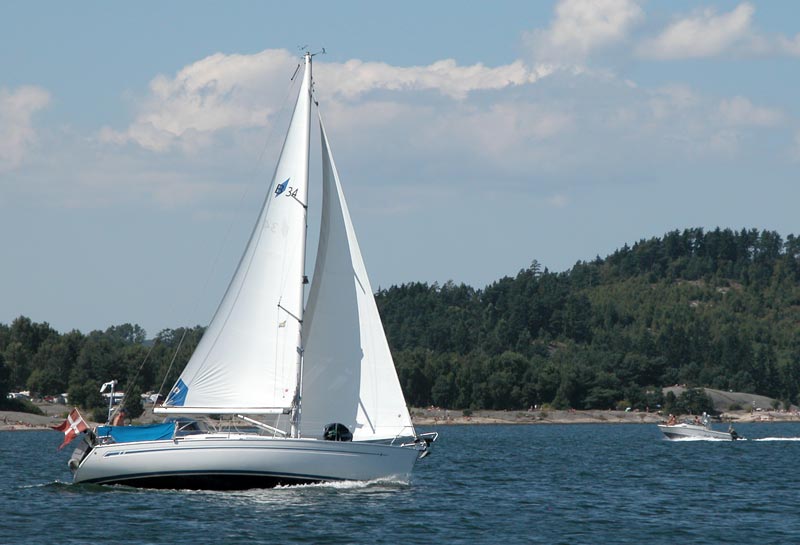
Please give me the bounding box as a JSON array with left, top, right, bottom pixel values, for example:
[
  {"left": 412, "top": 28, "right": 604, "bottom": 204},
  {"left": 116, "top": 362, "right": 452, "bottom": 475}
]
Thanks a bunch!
[{"left": 2, "top": 423, "right": 800, "bottom": 544}]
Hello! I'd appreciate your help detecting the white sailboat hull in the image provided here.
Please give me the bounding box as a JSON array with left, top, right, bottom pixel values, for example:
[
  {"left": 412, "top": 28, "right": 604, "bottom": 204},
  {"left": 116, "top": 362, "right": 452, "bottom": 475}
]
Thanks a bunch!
[{"left": 73, "top": 434, "right": 421, "bottom": 489}]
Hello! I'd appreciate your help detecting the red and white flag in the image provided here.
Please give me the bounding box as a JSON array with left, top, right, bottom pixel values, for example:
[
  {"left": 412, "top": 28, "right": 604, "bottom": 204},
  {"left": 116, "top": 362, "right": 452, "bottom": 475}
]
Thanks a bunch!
[{"left": 51, "top": 408, "right": 89, "bottom": 450}]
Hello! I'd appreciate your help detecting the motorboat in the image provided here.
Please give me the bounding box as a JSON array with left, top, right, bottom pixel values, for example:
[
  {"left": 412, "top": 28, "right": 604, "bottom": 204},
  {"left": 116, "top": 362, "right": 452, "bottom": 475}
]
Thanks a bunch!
[{"left": 658, "top": 414, "right": 740, "bottom": 441}]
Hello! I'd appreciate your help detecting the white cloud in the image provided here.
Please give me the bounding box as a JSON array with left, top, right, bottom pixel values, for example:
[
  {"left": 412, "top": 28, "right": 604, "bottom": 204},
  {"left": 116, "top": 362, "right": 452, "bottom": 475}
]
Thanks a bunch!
[
  {"left": 706, "top": 130, "right": 742, "bottom": 156},
  {"left": 441, "top": 102, "right": 573, "bottom": 161},
  {"left": 525, "top": 0, "right": 644, "bottom": 63},
  {"left": 316, "top": 58, "right": 549, "bottom": 100},
  {"left": 638, "top": 3, "right": 755, "bottom": 59},
  {"left": 303, "top": 97, "right": 574, "bottom": 185},
  {"left": 546, "top": 193, "right": 569, "bottom": 208},
  {"left": 107, "top": 49, "right": 553, "bottom": 153},
  {"left": 778, "top": 33, "right": 800, "bottom": 56},
  {"left": 718, "top": 96, "right": 782, "bottom": 127},
  {"left": 647, "top": 85, "right": 698, "bottom": 121},
  {"left": 791, "top": 131, "right": 800, "bottom": 162},
  {"left": 101, "top": 49, "right": 297, "bottom": 152},
  {"left": 90, "top": 44, "right": 790, "bottom": 208},
  {"left": 579, "top": 83, "right": 784, "bottom": 160},
  {"left": 0, "top": 86, "right": 50, "bottom": 172},
  {"left": 11, "top": 34, "right": 793, "bottom": 214}
]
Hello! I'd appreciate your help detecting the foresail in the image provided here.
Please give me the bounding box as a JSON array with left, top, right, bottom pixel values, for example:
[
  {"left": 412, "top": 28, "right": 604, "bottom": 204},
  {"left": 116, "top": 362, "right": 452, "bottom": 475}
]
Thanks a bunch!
[
  {"left": 159, "top": 57, "right": 312, "bottom": 414},
  {"left": 300, "top": 114, "right": 414, "bottom": 441}
]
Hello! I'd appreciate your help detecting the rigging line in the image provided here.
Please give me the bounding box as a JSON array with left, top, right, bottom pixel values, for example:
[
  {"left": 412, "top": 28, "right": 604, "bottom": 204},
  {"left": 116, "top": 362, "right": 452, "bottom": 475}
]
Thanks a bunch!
[
  {"left": 158, "top": 69, "right": 301, "bottom": 395},
  {"left": 156, "top": 327, "right": 189, "bottom": 402},
  {"left": 110, "top": 338, "right": 159, "bottom": 420},
  {"left": 359, "top": 399, "right": 377, "bottom": 435}
]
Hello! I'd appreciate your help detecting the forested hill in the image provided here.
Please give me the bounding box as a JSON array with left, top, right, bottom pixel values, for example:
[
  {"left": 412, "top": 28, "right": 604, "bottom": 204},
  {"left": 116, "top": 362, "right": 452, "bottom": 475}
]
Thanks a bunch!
[
  {"left": 376, "top": 227, "right": 800, "bottom": 411},
  {"left": 2, "top": 227, "right": 799, "bottom": 417}
]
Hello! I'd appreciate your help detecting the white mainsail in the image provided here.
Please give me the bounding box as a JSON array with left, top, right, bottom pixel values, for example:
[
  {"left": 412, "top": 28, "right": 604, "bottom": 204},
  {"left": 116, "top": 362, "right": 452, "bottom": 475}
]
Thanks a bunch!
[
  {"left": 300, "top": 115, "right": 414, "bottom": 441},
  {"left": 158, "top": 55, "right": 312, "bottom": 414}
]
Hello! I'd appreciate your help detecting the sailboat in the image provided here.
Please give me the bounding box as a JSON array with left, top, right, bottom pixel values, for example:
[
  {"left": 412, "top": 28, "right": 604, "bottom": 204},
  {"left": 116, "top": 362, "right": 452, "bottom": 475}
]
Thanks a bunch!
[{"left": 67, "top": 52, "right": 436, "bottom": 489}]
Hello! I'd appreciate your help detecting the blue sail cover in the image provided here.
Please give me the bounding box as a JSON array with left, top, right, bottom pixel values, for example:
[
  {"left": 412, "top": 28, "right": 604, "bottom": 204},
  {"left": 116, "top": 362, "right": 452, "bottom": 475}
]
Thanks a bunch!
[{"left": 96, "top": 423, "right": 175, "bottom": 443}]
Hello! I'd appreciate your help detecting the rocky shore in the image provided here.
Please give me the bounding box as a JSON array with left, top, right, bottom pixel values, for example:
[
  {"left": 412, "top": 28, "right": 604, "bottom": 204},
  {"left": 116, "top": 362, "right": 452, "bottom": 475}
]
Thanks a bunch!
[
  {"left": 410, "top": 407, "right": 663, "bottom": 425},
  {"left": 410, "top": 407, "right": 800, "bottom": 425},
  {"left": 0, "top": 409, "right": 70, "bottom": 431}
]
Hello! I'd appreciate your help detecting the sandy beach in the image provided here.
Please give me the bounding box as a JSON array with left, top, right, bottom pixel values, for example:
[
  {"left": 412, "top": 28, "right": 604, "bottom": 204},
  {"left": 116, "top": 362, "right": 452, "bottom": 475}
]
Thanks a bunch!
[
  {"left": 0, "top": 409, "right": 71, "bottom": 431},
  {"left": 409, "top": 407, "right": 800, "bottom": 425}
]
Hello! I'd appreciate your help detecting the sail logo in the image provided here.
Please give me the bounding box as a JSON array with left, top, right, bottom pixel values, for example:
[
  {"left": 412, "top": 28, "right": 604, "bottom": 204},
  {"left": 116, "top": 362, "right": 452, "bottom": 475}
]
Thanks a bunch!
[
  {"left": 168, "top": 378, "right": 188, "bottom": 407},
  {"left": 275, "top": 178, "right": 289, "bottom": 196}
]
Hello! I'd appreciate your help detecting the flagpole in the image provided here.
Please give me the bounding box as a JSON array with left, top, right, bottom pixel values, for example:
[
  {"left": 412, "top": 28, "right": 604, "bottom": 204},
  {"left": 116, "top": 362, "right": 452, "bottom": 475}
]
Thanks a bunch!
[{"left": 100, "top": 379, "right": 118, "bottom": 424}]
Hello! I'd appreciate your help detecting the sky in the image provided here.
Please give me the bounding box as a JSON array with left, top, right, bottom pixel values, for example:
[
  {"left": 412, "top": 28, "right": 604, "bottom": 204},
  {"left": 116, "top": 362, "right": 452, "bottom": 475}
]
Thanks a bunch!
[{"left": 2, "top": 0, "right": 799, "bottom": 336}]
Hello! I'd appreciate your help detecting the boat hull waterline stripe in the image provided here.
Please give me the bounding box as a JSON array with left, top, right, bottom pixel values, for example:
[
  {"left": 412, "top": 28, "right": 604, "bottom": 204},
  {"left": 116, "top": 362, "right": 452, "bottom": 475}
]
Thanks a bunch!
[{"left": 81, "top": 469, "right": 347, "bottom": 488}]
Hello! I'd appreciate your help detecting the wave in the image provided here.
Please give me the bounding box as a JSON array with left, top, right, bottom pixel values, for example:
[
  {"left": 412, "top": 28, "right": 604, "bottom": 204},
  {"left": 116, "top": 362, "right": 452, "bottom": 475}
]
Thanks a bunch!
[
  {"left": 175, "top": 477, "right": 413, "bottom": 508},
  {"left": 669, "top": 436, "right": 800, "bottom": 442},
  {"left": 15, "top": 480, "right": 142, "bottom": 496},
  {"left": 274, "top": 477, "right": 409, "bottom": 490},
  {"left": 17, "top": 480, "right": 67, "bottom": 490}
]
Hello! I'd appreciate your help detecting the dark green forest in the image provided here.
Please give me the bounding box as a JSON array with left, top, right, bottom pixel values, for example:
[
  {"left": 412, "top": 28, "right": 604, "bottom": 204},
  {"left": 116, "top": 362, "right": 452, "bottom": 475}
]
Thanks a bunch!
[{"left": 3, "top": 227, "right": 800, "bottom": 416}]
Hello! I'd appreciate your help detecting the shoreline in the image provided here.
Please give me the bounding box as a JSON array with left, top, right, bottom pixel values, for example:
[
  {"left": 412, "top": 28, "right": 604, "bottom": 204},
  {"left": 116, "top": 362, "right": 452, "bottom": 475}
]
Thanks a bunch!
[
  {"left": 410, "top": 407, "right": 800, "bottom": 426},
  {"left": 4, "top": 405, "right": 799, "bottom": 432},
  {"left": 411, "top": 408, "right": 661, "bottom": 426}
]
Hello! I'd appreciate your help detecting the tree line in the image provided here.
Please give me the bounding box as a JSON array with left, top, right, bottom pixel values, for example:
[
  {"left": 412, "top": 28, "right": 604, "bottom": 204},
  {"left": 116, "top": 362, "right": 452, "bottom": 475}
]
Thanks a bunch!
[
  {"left": 2, "top": 227, "right": 799, "bottom": 416},
  {"left": 378, "top": 227, "right": 800, "bottom": 411},
  {"left": 0, "top": 321, "right": 203, "bottom": 421}
]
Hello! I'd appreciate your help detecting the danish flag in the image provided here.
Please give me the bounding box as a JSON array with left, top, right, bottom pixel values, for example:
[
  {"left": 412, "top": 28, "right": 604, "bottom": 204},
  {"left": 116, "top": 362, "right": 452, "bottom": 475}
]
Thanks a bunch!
[{"left": 51, "top": 408, "right": 89, "bottom": 450}]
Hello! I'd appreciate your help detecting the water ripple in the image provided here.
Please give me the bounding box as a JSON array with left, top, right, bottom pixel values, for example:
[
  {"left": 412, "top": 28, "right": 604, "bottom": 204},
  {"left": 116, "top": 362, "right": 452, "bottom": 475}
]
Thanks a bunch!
[{"left": 4, "top": 424, "right": 800, "bottom": 544}]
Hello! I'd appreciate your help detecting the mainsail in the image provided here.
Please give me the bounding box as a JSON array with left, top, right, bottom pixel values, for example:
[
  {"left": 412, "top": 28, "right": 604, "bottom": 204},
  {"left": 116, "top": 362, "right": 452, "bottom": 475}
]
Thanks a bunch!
[
  {"left": 158, "top": 55, "right": 312, "bottom": 414},
  {"left": 300, "top": 115, "right": 414, "bottom": 441}
]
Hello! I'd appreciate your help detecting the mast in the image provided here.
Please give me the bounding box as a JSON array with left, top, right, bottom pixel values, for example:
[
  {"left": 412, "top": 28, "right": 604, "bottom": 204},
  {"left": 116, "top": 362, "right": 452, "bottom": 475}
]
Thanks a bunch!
[{"left": 290, "top": 52, "right": 312, "bottom": 438}]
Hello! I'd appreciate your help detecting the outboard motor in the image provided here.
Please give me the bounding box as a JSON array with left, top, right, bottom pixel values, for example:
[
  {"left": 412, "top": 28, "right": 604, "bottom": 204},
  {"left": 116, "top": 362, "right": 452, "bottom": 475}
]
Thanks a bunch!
[
  {"left": 67, "top": 431, "right": 95, "bottom": 473},
  {"left": 323, "top": 423, "right": 353, "bottom": 442}
]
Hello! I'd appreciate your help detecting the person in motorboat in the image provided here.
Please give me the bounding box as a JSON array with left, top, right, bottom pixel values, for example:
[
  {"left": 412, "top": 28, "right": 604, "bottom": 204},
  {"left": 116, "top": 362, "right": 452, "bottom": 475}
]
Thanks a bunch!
[
  {"left": 693, "top": 415, "right": 701, "bottom": 425},
  {"left": 667, "top": 414, "right": 677, "bottom": 426}
]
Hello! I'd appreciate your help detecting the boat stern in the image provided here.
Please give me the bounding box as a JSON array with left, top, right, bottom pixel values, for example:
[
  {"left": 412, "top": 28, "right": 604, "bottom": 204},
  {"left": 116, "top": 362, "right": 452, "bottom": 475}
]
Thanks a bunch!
[{"left": 68, "top": 433, "right": 95, "bottom": 474}]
